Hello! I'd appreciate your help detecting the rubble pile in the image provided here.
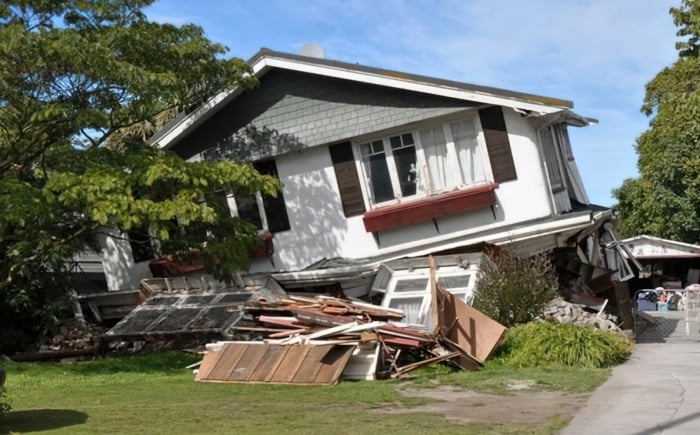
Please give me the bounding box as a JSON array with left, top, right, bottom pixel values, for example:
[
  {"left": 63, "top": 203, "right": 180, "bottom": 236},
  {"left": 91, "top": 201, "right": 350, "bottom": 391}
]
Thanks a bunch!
[
  {"left": 544, "top": 297, "right": 621, "bottom": 332},
  {"left": 195, "top": 287, "right": 508, "bottom": 384},
  {"left": 40, "top": 319, "right": 105, "bottom": 352}
]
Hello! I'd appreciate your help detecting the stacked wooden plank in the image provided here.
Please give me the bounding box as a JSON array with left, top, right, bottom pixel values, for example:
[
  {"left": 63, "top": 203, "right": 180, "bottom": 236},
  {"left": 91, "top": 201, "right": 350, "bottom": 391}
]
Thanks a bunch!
[{"left": 195, "top": 288, "right": 508, "bottom": 384}]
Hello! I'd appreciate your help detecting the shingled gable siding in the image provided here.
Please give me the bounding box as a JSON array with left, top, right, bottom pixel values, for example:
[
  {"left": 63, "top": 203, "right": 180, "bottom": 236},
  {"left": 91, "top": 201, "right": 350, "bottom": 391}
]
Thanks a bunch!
[
  {"left": 478, "top": 107, "right": 517, "bottom": 183},
  {"left": 329, "top": 142, "right": 366, "bottom": 217}
]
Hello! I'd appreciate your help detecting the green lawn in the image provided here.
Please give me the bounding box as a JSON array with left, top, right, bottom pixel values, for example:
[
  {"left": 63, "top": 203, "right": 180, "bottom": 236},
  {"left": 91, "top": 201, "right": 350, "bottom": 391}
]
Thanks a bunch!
[{"left": 0, "top": 352, "right": 609, "bottom": 434}]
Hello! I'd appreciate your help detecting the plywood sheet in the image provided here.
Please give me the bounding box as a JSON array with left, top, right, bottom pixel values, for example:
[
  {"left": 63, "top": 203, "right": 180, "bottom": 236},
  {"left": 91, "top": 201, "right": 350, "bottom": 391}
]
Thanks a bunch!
[
  {"left": 436, "top": 287, "right": 507, "bottom": 364},
  {"left": 196, "top": 342, "right": 356, "bottom": 385},
  {"left": 205, "top": 343, "right": 248, "bottom": 381},
  {"left": 248, "top": 345, "right": 290, "bottom": 382}
]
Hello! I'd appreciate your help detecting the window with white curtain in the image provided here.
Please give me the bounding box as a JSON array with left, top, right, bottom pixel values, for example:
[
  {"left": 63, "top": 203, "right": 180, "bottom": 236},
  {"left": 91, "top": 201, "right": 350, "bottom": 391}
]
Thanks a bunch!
[
  {"left": 451, "top": 119, "right": 486, "bottom": 185},
  {"left": 419, "top": 126, "right": 449, "bottom": 192},
  {"left": 388, "top": 296, "right": 425, "bottom": 324},
  {"left": 357, "top": 115, "right": 489, "bottom": 206}
]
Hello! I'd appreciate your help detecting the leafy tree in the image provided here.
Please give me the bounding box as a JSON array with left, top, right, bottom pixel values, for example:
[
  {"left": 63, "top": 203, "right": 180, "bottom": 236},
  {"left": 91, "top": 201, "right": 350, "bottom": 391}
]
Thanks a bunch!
[
  {"left": 614, "top": 0, "right": 700, "bottom": 243},
  {"left": 0, "top": 0, "right": 280, "bottom": 351}
]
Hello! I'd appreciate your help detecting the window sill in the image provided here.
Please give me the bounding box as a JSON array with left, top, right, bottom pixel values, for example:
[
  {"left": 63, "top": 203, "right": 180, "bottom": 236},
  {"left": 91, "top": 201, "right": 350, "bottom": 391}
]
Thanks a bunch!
[{"left": 362, "top": 183, "right": 498, "bottom": 232}]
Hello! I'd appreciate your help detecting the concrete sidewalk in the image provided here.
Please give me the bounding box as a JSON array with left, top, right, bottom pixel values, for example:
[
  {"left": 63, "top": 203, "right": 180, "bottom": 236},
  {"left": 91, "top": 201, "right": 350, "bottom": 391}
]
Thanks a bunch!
[{"left": 563, "top": 313, "right": 700, "bottom": 435}]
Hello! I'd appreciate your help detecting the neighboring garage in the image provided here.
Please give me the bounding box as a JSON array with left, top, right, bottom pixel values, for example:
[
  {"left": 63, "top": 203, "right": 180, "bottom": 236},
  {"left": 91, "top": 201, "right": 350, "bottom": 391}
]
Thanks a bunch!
[
  {"left": 622, "top": 235, "right": 700, "bottom": 342},
  {"left": 622, "top": 235, "right": 700, "bottom": 293}
]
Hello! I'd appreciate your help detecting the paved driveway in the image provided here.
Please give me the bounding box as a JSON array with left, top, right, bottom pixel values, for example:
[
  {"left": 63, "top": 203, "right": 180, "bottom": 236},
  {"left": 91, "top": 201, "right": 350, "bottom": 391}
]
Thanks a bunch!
[{"left": 563, "top": 312, "right": 700, "bottom": 435}]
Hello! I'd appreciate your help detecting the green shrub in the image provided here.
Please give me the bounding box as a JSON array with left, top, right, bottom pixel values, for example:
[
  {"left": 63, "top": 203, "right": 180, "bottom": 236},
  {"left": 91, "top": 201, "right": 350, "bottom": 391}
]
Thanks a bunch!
[
  {"left": 497, "top": 322, "right": 634, "bottom": 368},
  {"left": 0, "top": 380, "right": 9, "bottom": 417},
  {"left": 473, "top": 249, "right": 558, "bottom": 327}
]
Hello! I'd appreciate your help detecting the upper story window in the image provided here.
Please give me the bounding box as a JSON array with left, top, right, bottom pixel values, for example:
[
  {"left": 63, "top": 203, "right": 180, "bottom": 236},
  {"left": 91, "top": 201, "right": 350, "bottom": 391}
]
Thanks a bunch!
[{"left": 357, "top": 116, "right": 489, "bottom": 206}]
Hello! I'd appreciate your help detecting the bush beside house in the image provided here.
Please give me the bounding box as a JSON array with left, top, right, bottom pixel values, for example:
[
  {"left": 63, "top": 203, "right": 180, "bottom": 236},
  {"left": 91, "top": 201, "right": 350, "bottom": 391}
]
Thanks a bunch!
[
  {"left": 472, "top": 249, "right": 558, "bottom": 328},
  {"left": 496, "top": 322, "right": 634, "bottom": 369}
]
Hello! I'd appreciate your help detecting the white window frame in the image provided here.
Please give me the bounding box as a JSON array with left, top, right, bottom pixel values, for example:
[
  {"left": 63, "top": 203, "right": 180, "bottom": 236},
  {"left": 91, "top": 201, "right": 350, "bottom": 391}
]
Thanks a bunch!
[
  {"left": 375, "top": 266, "right": 478, "bottom": 329},
  {"left": 355, "top": 114, "right": 493, "bottom": 209},
  {"left": 227, "top": 191, "right": 270, "bottom": 233}
]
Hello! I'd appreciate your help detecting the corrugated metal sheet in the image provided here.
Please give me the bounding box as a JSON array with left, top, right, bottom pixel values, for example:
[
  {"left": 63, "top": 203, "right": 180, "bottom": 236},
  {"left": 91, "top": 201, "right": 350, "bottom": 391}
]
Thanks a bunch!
[{"left": 196, "top": 342, "right": 356, "bottom": 385}]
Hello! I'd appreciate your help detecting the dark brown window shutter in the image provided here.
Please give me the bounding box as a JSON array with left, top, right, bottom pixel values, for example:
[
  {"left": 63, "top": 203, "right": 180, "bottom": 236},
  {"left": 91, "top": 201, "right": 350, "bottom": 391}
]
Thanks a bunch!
[
  {"left": 329, "top": 142, "right": 366, "bottom": 217},
  {"left": 479, "top": 106, "right": 517, "bottom": 183},
  {"left": 253, "top": 159, "right": 291, "bottom": 232}
]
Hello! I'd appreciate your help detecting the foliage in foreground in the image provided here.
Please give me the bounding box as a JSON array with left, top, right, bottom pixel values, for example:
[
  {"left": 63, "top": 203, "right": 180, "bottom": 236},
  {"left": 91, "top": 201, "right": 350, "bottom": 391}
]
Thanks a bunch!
[
  {"left": 472, "top": 250, "right": 558, "bottom": 327},
  {"left": 0, "top": 389, "right": 9, "bottom": 417},
  {"left": 0, "top": 1, "right": 279, "bottom": 351},
  {"left": 0, "top": 365, "right": 9, "bottom": 416},
  {"left": 496, "top": 323, "right": 634, "bottom": 369}
]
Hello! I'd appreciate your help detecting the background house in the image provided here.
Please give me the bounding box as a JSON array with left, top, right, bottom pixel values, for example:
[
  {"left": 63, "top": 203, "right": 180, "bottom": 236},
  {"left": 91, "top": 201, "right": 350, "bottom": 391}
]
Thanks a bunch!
[
  {"left": 621, "top": 235, "right": 700, "bottom": 292},
  {"left": 80, "top": 47, "right": 616, "bottom": 290}
]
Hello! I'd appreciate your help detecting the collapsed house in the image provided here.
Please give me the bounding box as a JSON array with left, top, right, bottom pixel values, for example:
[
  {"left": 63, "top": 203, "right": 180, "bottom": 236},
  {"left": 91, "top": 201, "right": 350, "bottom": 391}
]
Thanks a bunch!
[{"left": 46, "top": 47, "right": 650, "bottom": 374}]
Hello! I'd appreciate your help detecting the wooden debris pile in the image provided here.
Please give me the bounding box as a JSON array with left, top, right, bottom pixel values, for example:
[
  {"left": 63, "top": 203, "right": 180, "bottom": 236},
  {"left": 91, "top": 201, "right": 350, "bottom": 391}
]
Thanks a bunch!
[
  {"left": 9, "top": 319, "right": 106, "bottom": 362},
  {"left": 42, "top": 320, "right": 104, "bottom": 352},
  {"left": 195, "top": 266, "right": 508, "bottom": 384}
]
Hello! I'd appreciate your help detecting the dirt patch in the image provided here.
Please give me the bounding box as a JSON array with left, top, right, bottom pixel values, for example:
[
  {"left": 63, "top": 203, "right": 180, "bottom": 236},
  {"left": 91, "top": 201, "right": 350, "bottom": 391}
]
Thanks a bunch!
[{"left": 373, "top": 385, "right": 588, "bottom": 426}]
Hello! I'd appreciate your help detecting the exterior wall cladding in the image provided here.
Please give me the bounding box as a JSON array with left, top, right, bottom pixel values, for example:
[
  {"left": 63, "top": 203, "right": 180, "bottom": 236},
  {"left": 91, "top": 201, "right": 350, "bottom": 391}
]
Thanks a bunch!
[{"left": 172, "top": 69, "right": 477, "bottom": 157}]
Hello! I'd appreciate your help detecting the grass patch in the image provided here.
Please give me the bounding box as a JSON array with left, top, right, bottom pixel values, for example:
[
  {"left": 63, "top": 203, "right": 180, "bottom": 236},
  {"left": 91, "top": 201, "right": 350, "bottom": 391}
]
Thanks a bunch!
[
  {"left": 0, "top": 352, "right": 585, "bottom": 434},
  {"left": 411, "top": 361, "right": 610, "bottom": 394},
  {"left": 0, "top": 351, "right": 603, "bottom": 434}
]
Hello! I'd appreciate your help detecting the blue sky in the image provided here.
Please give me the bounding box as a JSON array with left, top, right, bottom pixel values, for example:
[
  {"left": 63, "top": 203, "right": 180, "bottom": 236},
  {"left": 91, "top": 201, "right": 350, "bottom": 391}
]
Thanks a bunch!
[{"left": 146, "top": 0, "right": 680, "bottom": 206}]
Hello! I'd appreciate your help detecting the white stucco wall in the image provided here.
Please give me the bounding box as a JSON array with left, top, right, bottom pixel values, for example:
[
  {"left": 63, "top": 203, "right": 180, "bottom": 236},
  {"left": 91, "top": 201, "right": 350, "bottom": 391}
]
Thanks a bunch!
[
  {"left": 96, "top": 229, "right": 152, "bottom": 291},
  {"left": 249, "top": 146, "right": 377, "bottom": 273},
  {"left": 497, "top": 109, "right": 553, "bottom": 220}
]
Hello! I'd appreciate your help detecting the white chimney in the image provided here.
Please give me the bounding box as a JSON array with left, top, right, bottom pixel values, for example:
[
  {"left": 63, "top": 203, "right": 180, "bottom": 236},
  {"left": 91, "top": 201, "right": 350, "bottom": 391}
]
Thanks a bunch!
[{"left": 300, "top": 43, "right": 325, "bottom": 59}]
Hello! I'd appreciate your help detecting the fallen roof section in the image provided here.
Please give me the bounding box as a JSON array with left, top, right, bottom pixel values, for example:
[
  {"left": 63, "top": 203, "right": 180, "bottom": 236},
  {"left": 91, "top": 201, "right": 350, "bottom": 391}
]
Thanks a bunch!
[{"left": 106, "top": 290, "right": 252, "bottom": 338}]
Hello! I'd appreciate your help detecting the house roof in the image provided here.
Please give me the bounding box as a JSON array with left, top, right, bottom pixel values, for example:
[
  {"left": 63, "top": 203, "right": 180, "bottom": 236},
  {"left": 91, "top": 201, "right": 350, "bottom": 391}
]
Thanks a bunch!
[
  {"left": 619, "top": 235, "right": 700, "bottom": 258},
  {"left": 152, "top": 48, "right": 580, "bottom": 150}
]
